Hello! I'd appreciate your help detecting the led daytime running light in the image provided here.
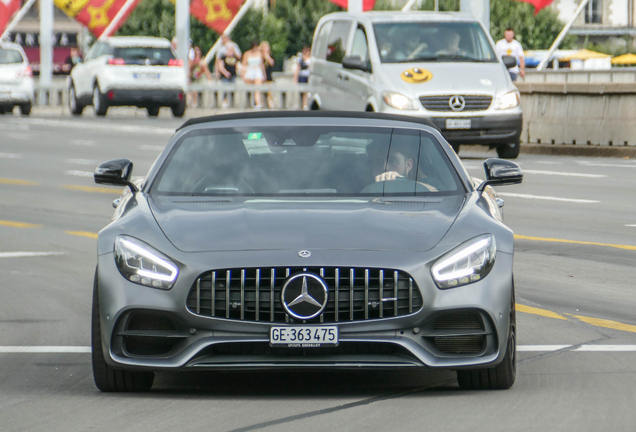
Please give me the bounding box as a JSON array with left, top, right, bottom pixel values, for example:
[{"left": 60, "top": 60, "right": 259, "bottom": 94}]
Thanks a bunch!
[
  {"left": 432, "top": 238, "right": 491, "bottom": 282},
  {"left": 119, "top": 239, "right": 178, "bottom": 282}
]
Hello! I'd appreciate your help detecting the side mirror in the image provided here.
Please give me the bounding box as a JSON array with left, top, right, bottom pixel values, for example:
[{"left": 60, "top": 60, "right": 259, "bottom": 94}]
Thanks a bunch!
[
  {"left": 94, "top": 159, "right": 138, "bottom": 192},
  {"left": 476, "top": 158, "right": 523, "bottom": 192},
  {"left": 342, "top": 55, "right": 369, "bottom": 72},
  {"left": 502, "top": 55, "right": 517, "bottom": 69}
]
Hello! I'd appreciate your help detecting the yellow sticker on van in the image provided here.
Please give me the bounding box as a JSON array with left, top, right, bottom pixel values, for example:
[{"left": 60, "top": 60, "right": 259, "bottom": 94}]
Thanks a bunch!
[{"left": 401, "top": 68, "right": 433, "bottom": 83}]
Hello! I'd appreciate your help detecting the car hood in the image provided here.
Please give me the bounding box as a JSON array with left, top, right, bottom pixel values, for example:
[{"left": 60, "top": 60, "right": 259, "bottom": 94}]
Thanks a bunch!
[
  {"left": 149, "top": 195, "right": 465, "bottom": 253},
  {"left": 377, "top": 62, "right": 509, "bottom": 97}
]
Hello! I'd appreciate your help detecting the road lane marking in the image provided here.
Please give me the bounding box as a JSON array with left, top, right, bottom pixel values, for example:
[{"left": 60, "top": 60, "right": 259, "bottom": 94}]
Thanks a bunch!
[
  {"left": 20, "top": 118, "right": 174, "bottom": 136},
  {"left": 0, "top": 220, "right": 42, "bottom": 228},
  {"left": 515, "top": 234, "right": 636, "bottom": 251},
  {"left": 62, "top": 185, "right": 121, "bottom": 194},
  {"left": 0, "top": 153, "right": 21, "bottom": 159},
  {"left": 67, "top": 159, "right": 98, "bottom": 165},
  {"left": 1, "top": 345, "right": 635, "bottom": 353},
  {"left": 0, "top": 178, "right": 38, "bottom": 186},
  {"left": 70, "top": 139, "right": 96, "bottom": 146},
  {"left": 578, "top": 162, "right": 636, "bottom": 168},
  {"left": 497, "top": 192, "right": 599, "bottom": 204},
  {"left": 0, "top": 252, "right": 65, "bottom": 258},
  {"left": 516, "top": 304, "right": 567, "bottom": 320},
  {"left": 65, "top": 231, "right": 98, "bottom": 239},
  {"left": 0, "top": 346, "right": 91, "bottom": 353},
  {"left": 521, "top": 169, "right": 606, "bottom": 178},
  {"left": 626, "top": 225, "right": 636, "bottom": 228},
  {"left": 64, "top": 170, "right": 93, "bottom": 177},
  {"left": 566, "top": 314, "right": 636, "bottom": 334}
]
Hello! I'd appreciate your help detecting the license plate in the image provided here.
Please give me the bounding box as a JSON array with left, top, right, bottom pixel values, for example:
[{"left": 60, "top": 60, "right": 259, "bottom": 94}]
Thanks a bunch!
[
  {"left": 270, "top": 326, "right": 338, "bottom": 347},
  {"left": 133, "top": 73, "right": 160, "bottom": 79},
  {"left": 446, "top": 119, "right": 471, "bottom": 129}
]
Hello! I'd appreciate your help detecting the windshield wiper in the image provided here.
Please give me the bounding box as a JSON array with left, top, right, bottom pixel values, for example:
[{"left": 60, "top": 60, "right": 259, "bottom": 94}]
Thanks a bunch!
[
  {"left": 396, "top": 56, "right": 439, "bottom": 63},
  {"left": 436, "top": 54, "right": 490, "bottom": 62}
]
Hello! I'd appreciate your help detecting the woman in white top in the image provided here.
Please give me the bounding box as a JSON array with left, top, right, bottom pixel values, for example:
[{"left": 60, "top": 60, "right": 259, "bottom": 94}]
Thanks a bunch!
[{"left": 242, "top": 41, "right": 266, "bottom": 108}]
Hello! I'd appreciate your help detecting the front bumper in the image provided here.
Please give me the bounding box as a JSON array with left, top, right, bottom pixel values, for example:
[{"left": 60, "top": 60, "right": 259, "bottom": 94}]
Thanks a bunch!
[
  {"left": 96, "top": 250, "right": 514, "bottom": 371},
  {"left": 105, "top": 88, "right": 185, "bottom": 107},
  {"left": 429, "top": 113, "right": 523, "bottom": 146}
]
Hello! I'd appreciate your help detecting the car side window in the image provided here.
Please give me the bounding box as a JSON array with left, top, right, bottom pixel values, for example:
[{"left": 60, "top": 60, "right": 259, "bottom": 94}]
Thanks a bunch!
[
  {"left": 326, "top": 20, "right": 352, "bottom": 64},
  {"left": 313, "top": 21, "right": 333, "bottom": 60},
  {"left": 350, "top": 26, "right": 370, "bottom": 70},
  {"left": 84, "top": 44, "right": 98, "bottom": 61}
]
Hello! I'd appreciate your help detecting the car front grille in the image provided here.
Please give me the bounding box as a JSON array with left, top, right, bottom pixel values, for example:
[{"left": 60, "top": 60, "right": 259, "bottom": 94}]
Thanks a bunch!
[
  {"left": 186, "top": 267, "right": 423, "bottom": 323},
  {"left": 420, "top": 95, "right": 492, "bottom": 112}
]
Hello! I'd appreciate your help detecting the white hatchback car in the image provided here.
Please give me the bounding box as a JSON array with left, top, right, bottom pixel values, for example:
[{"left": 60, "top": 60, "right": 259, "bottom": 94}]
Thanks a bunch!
[
  {"left": 69, "top": 36, "right": 188, "bottom": 117},
  {"left": 0, "top": 42, "right": 34, "bottom": 116}
]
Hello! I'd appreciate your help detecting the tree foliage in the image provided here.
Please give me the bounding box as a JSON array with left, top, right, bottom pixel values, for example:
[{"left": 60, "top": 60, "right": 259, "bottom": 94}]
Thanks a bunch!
[{"left": 490, "top": 0, "right": 576, "bottom": 50}]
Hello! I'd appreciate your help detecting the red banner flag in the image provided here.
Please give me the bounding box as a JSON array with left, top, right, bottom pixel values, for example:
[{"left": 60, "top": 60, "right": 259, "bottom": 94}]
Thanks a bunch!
[
  {"left": 54, "top": 0, "right": 141, "bottom": 37},
  {"left": 0, "top": 0, "right": 21, "bottom": 34},
  {"left": 326, "top": 0, "right": 376, "bottom": 11},
  {"left": 516, "top": 0, "right": 554, "bottom": 14},
  {"left": 188, "top": 0, "right": 243, "bottom": 34}
]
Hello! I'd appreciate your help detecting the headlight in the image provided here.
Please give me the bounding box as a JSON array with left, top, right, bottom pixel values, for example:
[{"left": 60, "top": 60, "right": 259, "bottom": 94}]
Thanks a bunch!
[
  {"left": 382, "top": 91, "right": 419, "bottom": 110},
  {"left": 431, "top": 234, "right": 496, "bottom": 289},
  {"left": 496, "top": 90, "right": 520, "bottom": 110},
  {"left": 114, "top": 236, "right": 178, "bottom": 289}
]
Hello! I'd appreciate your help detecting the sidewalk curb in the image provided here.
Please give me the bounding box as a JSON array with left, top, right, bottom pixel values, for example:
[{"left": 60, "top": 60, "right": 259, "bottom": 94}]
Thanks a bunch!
[{"left": 520, "top": 143, "right": 636, "bottom": 158}]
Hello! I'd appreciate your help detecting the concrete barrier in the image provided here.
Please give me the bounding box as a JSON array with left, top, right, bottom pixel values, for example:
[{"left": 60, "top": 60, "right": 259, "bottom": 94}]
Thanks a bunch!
[{"left": 517, "top": 82, "right": 636, "bottom": 146}]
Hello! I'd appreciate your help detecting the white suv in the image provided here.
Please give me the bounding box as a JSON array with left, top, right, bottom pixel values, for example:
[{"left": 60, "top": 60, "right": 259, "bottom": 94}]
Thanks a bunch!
[
  {"left": 69, "top": 36, "right": 187, "bottom": 117},
  {"left": 0, "top": 42, "right": 34, "bottom": 116}
]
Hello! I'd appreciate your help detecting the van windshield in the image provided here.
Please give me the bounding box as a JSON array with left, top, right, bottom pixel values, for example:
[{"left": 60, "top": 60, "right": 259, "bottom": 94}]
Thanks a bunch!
[{"left": 373, "top": 21, "right": 497, "bottom": 64}]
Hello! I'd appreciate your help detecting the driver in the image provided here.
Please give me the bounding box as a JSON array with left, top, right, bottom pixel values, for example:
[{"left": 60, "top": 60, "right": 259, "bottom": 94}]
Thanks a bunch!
[
  {"left": 436, "top": 29, "right": 462, "bottom": 55},
  {"left": 369, "top": 140, "right": 439, "bottom": 191}
]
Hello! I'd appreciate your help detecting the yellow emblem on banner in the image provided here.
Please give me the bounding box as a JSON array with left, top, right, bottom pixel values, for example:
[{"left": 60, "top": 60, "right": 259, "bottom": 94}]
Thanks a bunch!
[
  {"left": 203, "top": 0, "right": 232, "bottom": 22},
  {"left": 54, "top": 0, "right": 92, "bottom": 17},
  {"left": 87, "top": 0, "right": 116, "bottom": 29}
]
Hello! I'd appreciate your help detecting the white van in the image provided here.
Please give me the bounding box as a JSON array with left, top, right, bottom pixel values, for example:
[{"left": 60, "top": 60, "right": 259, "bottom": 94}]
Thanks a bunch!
[{"left": 309, "top": 12, "right": 522, "bottom": 158}]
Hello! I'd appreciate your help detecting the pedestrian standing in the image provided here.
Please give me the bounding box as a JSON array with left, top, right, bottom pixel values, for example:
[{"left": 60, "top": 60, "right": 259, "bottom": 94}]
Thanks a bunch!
[
  {"left": 260, "top": 41, "right": 275, "bottom": 108},
  {"left": 495, "top": 27, "right": 525, "bottom": 81},
  {"left": 293, "top": 46, "right": 311, "bottom": 110},
  {"left": 218, "top": 44, "right": 240, "bottom": 108},
  {"left": 242, "top": 40, "right": 266, "bottom": 108}
]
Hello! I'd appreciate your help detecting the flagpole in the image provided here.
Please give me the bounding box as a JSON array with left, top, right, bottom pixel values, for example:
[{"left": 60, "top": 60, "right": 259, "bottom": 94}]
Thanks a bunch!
[
  {"left": 0, "top": 0, "right": 38, "bottom": 41},
  {"left": 204, "top": 0, "right": 255, "bottom": 65},
  {"left": 537, "top": 0, "right": 589, "bottom": 70},
  {"left": 99, "top": 0, "right": 139, "bottom": 39}
]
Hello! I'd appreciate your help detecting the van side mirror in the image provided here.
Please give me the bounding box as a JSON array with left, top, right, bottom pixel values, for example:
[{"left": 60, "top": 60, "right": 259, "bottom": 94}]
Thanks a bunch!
[
  {"left": 94, "top": 159, "right": 138, "bottom": 192},
  {"left": 502, "top": 55, "right": 517, "bottom": 69},
  {"left": 476, "top": 158, "right": 523, "bottom": 192},
  {"left": 342, "top": 55, "right": 369, "bottom": 72}
]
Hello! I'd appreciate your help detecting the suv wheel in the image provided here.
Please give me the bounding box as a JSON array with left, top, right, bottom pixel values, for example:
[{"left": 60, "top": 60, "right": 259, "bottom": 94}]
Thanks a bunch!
[
  {"left": 146, "top": 105, "right": 160, "bottom": 117},
  {"left": 171, "top": 100, "right": 186, "bottom": 117},
  {"left": 496, "top": 141, "right": 520, "bottom": 159},
  {"left": 93, "top": 85, "right": 108, "bottom": 116},
  {"left": 19, "top": 102, "right": 31, "bottom": 116},
  {"left": 69, "top": 85, "right": 84, "bottom": 116},
  {"left": 92, "top": 269, "right": 154, "bottom": 392}
]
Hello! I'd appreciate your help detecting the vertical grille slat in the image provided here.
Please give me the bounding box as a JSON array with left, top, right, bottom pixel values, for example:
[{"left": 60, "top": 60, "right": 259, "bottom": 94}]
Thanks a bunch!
[{"left": 188, "top": 266, "right": 423, "bottom": 323}]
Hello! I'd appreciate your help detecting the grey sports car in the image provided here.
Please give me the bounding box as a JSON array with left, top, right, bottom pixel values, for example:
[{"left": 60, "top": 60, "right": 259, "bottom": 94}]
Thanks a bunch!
[{"left": 92, "top": 111, "right": 523, "bottom": 392}]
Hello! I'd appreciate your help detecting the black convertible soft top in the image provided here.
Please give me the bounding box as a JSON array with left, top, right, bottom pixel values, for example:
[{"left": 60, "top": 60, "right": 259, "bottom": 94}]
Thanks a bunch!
[{"left": 177, "top": 110, "right": 440, "bottom": 132}]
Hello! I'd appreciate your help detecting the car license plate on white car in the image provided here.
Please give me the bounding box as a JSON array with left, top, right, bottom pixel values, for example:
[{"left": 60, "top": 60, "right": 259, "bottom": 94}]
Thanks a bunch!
[
  {"left": 270, "top": 326, "right": 338, "bottom": 347},
  {"left": 133, "top": 73, "right": 160, "bottom": 79},
  {"left": 446, "top": 119, "right": 471, "bottom": 129}
]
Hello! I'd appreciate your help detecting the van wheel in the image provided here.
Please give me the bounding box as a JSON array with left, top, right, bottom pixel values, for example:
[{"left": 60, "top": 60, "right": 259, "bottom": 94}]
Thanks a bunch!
[
  {"left": 497, "top": 141, "right": 520, "bottom": 159},
  {"left": 146, "top": 106, "right": 160, "bottom": 117},
  {"left": 19, "top": 102, "right": 31, "bottom": 115},
  {"left": 310, "top": 102, "right": 320, "bottom": 111},
  {"left": 365, "top": 105, "right": 374, "bottom": 112}
]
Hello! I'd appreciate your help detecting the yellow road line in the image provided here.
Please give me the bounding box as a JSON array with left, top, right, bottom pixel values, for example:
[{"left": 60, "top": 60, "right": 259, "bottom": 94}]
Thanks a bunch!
[
  {"left": 516, "top": 304, "right": 567, "bottom": 320},
  {"left": 566, "top": 314, "right": 636, "bottom": 334},
  {"left": 0, "top": 220, "right": 42, "bottom": 228},
  {"left": 65, "top": 231, "right": 98, "bottom": 239},
  {"left": 0, "top": 178, "right": 39, "bottom": 186},
  {"left": 515, "top": 234, "right": 636, "bottom": 252},
  {"left": 62, "top": 185, "right": 121, "bottom": 194}
]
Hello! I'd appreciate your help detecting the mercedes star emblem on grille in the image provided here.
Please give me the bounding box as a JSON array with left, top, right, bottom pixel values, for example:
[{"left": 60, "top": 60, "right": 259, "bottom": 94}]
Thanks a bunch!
[
  {"left": 281, "top": 273, "right": 328, "bottom": 320},
  {"left": 449, "top": 95, "right": 466, "bottom": 112},
  {"left": 298, "top": 250, "right": 311, "bottom": 258}
]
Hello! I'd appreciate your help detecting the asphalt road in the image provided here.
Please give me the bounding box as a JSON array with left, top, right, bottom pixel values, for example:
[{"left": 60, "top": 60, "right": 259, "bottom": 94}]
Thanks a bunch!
[{"left": 1, "top": 110, "right": 635, "bottom": 432}]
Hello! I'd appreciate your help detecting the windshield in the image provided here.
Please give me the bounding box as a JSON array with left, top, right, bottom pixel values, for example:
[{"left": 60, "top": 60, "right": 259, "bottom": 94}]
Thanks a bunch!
[
  {"left": 373, "top": 21, "right": 497, "bottom": 64},
  {"left": 0, "top": 48, "right": 24, "bottom": 64},
  {"left": 152, "top": 126, "right": 464, "bottom": 197},
  {"left": 113, "top": 47, "right": 175, "bottom": 65}
]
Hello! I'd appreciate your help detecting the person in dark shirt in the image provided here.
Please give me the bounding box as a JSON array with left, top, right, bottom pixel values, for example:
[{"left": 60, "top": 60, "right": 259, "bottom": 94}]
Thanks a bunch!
[
  {"left": 62, "top": 47, "right": 82, "bottom": 73},
  {"left": 218, "top": 44, "right": 240, "bottom": 108}
]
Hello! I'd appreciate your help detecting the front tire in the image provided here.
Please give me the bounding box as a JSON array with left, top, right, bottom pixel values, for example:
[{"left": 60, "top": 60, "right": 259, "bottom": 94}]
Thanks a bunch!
[
  {"left": 92, "top": 269, "right": 154, "bottom": 392},
  {"left": 146, "top": 105, "right": 160, "bottom": 117},
  {"left": 69, "top": 85, "right": 84, "bottom": 115},
  {"left": 457, "top": 285, "right": 516, "bottom": 390},
  {"left": 93, "top": 85, "right": 108, "bottom": 117},
  {"left": 496, "top": 141, "right": 520, "bottom": 159}
]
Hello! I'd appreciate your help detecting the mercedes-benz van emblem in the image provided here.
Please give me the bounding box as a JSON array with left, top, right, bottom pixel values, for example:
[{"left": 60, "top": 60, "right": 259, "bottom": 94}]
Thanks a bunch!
[
  {"left": 449, "top": 95, "right": 466, "bottom": 112},
  {"left": 298, "top": 250, "right": 311, "bottom": 258},
  {"left": 281, "top": 273, "right": 328, "bottom": 320}
]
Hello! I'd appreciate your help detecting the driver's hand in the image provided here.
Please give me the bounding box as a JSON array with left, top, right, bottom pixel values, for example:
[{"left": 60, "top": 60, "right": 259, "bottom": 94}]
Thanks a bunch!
[{"left": 375, "top": 171, "right": 403, "bottom": 182}]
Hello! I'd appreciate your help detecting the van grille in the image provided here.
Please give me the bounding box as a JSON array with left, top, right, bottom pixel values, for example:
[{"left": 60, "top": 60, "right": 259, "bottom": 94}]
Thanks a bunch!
[
  {"left": 420, "top": 95, "right": 492, "bottom": 112},
  {"left": 186, "top": 267, "right": 423, "bottom": 323}
]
